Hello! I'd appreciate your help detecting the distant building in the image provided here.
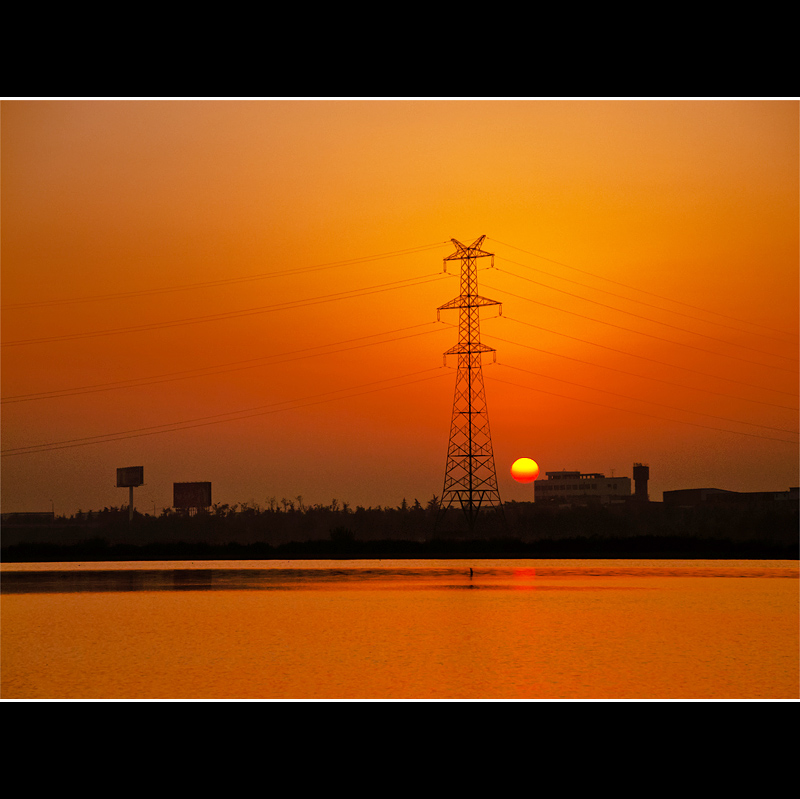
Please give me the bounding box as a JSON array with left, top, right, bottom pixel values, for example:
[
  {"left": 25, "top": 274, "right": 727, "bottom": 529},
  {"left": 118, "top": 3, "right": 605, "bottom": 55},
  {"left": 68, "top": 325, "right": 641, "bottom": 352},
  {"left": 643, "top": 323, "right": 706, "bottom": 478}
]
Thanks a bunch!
[
  {"left": 633, "top": 463, "right": 650, "bottom": 501},
  {"left": 1, "top": 512, "right": 54, "bottom": 525},
  {"left": 535, "top": 469, "right": 633, "bottom": 504},
  {"left": 663, "top": 486, "right": 799, "bottom": 507}
]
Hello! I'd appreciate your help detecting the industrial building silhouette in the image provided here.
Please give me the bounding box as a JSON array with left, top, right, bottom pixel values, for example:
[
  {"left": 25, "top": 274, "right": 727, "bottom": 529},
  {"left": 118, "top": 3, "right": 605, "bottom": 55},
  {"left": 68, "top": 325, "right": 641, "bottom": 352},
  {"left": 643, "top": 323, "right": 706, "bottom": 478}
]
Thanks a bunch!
[
  {"left": 533, "top": 463, "right": 649, "bottom": 504},
  {"left": 532, "top": 463, "right": 796, "bottom": 509},
  {"left": 662, "top": 486, "right": 799, "bottom": 506}
]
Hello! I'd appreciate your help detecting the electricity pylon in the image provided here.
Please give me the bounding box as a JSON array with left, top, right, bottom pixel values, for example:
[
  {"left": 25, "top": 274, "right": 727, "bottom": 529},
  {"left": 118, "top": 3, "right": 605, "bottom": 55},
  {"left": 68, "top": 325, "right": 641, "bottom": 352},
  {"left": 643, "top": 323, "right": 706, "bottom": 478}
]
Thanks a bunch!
[{"left": 436, "top": 236, "right": 505, "bottom": 533}]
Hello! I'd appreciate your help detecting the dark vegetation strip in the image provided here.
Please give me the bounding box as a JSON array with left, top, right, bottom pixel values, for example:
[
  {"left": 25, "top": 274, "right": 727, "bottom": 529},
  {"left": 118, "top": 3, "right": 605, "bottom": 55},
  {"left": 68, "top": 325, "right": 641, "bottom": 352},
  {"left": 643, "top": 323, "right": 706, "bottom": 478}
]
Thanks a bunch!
[{"left": 2, "top": 536, "right": 797, "bottom": 563}]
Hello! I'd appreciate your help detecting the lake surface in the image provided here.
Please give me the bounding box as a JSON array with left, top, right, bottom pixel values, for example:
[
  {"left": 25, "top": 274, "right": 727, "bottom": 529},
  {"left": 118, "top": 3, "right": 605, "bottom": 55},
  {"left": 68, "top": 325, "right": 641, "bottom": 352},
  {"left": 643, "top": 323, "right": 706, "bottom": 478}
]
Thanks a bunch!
[{"left": 2, "top": 559, "right": 797, "bottom": 700}]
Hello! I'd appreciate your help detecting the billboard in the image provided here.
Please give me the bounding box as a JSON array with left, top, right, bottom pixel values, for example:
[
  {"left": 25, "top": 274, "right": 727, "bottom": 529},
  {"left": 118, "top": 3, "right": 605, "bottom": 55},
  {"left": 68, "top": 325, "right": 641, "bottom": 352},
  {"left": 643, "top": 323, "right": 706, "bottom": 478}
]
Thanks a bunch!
[
  {"left": 173, "top": 482, "right": 212, "bottom": 510},
  {"left": 117, "top": 466, "right": 144, "bottom": 487}
]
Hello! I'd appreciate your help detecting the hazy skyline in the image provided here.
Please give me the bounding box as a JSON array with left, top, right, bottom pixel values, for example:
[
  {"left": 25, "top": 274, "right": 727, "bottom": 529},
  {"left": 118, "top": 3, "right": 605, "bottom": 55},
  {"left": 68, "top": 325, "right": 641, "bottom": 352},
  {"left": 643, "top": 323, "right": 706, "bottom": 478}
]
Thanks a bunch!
[{"left": 2, "top": 99, "right": 797, "bottom": 516}]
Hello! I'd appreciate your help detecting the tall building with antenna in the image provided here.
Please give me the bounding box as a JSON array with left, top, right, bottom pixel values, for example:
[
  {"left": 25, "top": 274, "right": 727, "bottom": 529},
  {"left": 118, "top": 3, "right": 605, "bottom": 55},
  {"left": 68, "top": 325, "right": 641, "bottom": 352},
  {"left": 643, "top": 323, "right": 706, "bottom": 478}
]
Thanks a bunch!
[{"left": 436, "top": 236, "right": 504, "bottom": 532}]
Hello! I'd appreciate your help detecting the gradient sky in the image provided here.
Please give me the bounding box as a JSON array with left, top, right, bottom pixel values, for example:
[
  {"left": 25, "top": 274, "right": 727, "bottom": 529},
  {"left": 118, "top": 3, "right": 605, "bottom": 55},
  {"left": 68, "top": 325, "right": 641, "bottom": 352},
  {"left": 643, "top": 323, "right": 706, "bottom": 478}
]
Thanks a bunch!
[{"left": 2, "top": 99, "right": 798, "bottom": 516}]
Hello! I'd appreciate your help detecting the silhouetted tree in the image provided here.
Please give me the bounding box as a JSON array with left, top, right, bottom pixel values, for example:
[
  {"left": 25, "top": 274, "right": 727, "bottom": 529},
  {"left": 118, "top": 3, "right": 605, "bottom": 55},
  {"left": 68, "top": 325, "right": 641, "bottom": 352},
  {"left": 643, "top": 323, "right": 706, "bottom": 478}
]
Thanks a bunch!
[{"left": 329, "top": 525, "right": 355, "bottom": 543}]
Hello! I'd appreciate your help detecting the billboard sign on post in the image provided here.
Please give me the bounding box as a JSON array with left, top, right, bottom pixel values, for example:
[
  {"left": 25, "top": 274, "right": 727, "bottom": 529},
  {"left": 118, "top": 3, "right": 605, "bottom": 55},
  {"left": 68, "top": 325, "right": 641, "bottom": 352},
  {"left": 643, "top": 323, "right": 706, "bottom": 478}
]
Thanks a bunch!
[
  {"left": 117, "top": 466, "right": 144, "bottom": 487},
  {"left": 173, "top": 482, "right": 212, "bottom": 510},
  {"left": 116, "top": 466, "right": 144, "bottom": 522}
]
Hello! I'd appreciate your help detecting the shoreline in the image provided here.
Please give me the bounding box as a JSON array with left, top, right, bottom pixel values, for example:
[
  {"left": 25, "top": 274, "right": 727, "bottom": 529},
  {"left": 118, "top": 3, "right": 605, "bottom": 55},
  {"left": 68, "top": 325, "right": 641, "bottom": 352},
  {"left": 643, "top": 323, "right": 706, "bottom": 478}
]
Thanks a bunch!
[{"left": 3, "top": 535, "right": 797, "bottom": 563}]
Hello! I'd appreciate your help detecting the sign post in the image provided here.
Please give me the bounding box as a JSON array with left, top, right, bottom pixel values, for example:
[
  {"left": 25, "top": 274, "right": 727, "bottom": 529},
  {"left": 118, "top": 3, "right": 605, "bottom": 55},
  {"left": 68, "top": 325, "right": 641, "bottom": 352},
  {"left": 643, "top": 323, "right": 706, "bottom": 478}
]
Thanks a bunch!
[{"left": 116, "top": 466, "right": 144, "bottom": 522}]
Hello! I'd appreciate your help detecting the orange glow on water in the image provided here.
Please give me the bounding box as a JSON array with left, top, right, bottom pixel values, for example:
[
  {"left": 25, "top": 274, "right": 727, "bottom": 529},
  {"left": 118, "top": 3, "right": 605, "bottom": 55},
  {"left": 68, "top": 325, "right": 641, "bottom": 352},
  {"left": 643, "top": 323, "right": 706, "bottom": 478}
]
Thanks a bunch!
[{"left": 2, "top": 560, "right": 797, "bottom": 699}]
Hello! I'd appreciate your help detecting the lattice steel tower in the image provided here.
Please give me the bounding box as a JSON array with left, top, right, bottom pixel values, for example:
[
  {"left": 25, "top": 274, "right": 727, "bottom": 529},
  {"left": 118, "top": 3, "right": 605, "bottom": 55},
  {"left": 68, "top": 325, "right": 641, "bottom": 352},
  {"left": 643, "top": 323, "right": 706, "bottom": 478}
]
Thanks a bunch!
[{"left": 436, "top": 236, "right": 504, "bottom": 532}]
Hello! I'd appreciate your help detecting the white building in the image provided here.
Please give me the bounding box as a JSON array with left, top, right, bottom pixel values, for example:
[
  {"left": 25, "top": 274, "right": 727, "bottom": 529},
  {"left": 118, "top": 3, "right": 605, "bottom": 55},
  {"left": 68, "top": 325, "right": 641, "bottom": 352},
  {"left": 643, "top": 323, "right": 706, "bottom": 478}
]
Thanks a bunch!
[{"left": 535, "top": 470, "right": 632, "bottom": 504}]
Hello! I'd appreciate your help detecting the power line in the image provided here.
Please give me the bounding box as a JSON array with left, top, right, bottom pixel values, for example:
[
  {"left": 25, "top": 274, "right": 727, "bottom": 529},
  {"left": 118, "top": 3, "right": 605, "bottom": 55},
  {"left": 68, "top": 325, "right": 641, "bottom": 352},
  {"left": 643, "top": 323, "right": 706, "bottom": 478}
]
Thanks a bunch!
[
  {"left": 5, "top": 233, "right": 796, "bottom": 458},
  {"left": 1, "top": 241, "right": 452, "bottom": 310},
  {"left": 1, "top": 367, "right": 452, "bottom": 457},
  {"left": 500, "top": 316, "right": 798, "bottom": 408},
  {"left": 490, "top": 361, "right": 797, "bottom": 436},
  {"left": 488, "top": 366, "right": 797, "bottom": 445},
  {"left": 1, "top": 322, "right": 448, "bottom": 404},
  {"left": 487, "top": 237, "right": 798, "bottom": 340},
  {"left": 492, "top": 254, "right": 795, "bottom": 347},
  {"left": 483, "top": 281, "right": 798, "bottom": 376},
  {"left": 2, "top": 272, "right": 451, "bottom": 347},
  {"left": 445, "top": 315, "right": 798, "bottom": 409},
  {"left": 494, "top": 264, "right": 798, "bottom": 365}
]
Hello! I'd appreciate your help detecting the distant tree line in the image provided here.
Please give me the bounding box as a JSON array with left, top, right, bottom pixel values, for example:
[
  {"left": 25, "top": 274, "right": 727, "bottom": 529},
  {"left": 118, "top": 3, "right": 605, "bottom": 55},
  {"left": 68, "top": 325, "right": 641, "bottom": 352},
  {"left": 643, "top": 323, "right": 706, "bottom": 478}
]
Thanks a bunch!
[{"left": 2, "top": 495, "right": 797, "bottom": 561}]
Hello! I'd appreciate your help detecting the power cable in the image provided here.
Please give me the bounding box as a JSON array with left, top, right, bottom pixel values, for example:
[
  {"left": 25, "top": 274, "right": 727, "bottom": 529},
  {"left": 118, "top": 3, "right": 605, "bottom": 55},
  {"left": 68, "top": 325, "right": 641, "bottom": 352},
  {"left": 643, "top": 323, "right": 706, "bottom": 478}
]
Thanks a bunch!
[
  {"left": 483, "top": 281, "right": 798, "bottom": 376},
  {"left": 1, "top": 322, "right": 448, "bottom": 404},
  {"left": 1, "top": 241, "right": 452, "bottom": 310},
  {"left": 488, "top": 366, "right": 797, "bottom": 445},
  {"left": 1, "top": 367, "right": 452, "bottom": 457},
  {"left": 2, "top": 272, "right": 451, "bottom": 347},
  {"left": 489, "top": 361, "right": 797, "bottom": 435},
  {"left": 500, "top": 316, "right": 798, "bottom": 408},
  {"left": 492, "top": 253, "right": 794, "bottom": 347},
  {"left": 435, "top": 317, "right": 798, "bottom": 415},
  {"left": 487, "top": 237, "right": 798, "bottom": 340},
  {"left": 494, "top": 264, "right": 797, "bottom": 365}
]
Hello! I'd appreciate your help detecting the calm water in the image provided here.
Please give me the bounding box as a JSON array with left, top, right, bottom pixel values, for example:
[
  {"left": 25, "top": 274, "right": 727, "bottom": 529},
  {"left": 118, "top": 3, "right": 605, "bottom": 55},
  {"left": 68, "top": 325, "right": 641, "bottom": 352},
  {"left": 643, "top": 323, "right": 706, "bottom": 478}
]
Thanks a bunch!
[{"left": 2, "top": 559, "right": 797, "bottom": 700}]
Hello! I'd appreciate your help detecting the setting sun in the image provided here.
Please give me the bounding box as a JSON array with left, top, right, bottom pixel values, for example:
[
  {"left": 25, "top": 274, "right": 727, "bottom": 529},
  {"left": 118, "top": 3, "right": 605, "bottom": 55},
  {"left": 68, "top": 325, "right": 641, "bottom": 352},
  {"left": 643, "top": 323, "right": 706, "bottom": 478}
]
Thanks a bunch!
[{"left": 511, "top": 458, "right": 539, "bottom": 483}]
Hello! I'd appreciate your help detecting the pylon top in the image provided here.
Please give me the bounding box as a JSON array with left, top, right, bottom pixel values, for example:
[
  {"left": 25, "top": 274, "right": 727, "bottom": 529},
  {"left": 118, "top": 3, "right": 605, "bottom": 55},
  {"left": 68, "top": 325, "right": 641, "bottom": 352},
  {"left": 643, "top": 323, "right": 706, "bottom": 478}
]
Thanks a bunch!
[{"left": 444, "top": 235, "right": 493, "bottom": 261}]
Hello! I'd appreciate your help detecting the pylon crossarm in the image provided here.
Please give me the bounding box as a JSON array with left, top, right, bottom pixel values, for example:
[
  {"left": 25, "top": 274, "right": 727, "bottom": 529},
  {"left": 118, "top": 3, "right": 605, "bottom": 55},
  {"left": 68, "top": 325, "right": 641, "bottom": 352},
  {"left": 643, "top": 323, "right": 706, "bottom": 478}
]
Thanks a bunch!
[
  {"left": 437, "top": 294, "right": 501, "bottom": 311},
  {"left": 444, "top": 342, "right": 496, "bottom": 356}
]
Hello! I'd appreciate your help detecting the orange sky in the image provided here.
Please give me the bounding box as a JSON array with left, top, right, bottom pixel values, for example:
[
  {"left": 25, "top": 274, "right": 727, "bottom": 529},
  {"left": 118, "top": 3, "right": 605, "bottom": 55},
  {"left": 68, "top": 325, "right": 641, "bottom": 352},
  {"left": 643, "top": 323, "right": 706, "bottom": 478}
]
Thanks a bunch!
[{"left": 2, "top": 99, "right": 798, "bottom": 516}]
